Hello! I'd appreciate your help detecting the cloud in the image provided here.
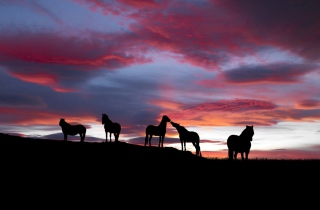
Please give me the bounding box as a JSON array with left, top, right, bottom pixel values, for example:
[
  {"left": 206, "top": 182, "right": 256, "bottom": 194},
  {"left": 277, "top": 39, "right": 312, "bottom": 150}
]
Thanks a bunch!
[
  {"left": 185, "top": 99, "right": 277, "bottom": 112},
  {"left": 214, "top": 0, "right": 320, "bottom": 62},
  {"left": 0, "top": 29, "right": 152, "bottom": 91},
  {"left": 221, "top": 63, "right": 319, "bottom": 84},
  {"left": 0, "top": 106, "right": 98, "bottom": 126},
  {"left": 28, "top": 1, "right": 64, "bottom": 25},
  {"left": 0, "top": 93, "right": 46, "bottom": 107},
  {"left": 75, "top": 0, "right": 320, "bottom": 70},
  {"left": 295, "top": 99, "right": 320, "bottom": 109}
]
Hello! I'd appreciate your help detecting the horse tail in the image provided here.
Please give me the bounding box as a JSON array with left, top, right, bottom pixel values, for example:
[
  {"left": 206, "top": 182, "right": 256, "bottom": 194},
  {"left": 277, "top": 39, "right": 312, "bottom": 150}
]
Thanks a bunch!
[
  {"left": 198, "top": 145, "right": 202, "bottom": 157},
  {"left": 145, "top": 132, "right": 148, "bottom": 146},
  {"left": 83, "top": 128, "right": 86, "bottom": 141},
  {"left": 116, "top": 124, "right": 121, "bottom": 142},
  {"left": 227, "top": 135, "right": 234, "bottom": 160},
  {"left": 145, "top": 126, "right": 150, "bottom": 146}
]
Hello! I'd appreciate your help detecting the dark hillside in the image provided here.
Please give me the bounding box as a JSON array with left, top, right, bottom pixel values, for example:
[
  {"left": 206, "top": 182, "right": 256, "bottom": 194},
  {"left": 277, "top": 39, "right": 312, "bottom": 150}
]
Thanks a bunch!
[
  {"left": 1, "top": 133, "right": 319, "bottom": 186},
  {"left": 1, "top": 132, "right": 319, "bottom": 205}
]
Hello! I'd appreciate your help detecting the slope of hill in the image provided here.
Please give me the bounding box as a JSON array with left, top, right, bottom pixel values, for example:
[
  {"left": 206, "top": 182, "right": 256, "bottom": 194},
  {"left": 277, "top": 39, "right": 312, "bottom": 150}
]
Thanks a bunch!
[
  {"left": 1, "top": 132, "right": 319, "bottom": 203},
  {"left": 1, "top": 132, "right": 319, "bottom": 178}
]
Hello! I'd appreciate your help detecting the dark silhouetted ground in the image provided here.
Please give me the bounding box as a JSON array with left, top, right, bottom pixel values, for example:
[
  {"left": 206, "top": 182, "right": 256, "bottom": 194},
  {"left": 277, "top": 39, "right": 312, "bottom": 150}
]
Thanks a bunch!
[{"left": 0, "top": 132, "right": 318, "bottom": 205}]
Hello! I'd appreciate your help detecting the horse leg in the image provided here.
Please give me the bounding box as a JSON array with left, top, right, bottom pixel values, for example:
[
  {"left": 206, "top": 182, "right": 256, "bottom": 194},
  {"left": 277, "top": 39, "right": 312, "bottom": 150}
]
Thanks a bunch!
[
  {"left": 149, "top": 135, "right": 152, "bottom": 146},
  {"left": 161, "top": 135, "right": 165, "bottom": 147},
  {"left": 83, "top": 130, "right": 86, "bottom": 142},
  {"left": 115, "top": 132, "right": 119, "bottom": 142},
  {"left": 113, "top": 133, "right": 117, "bottom": 142},
  {"left": 105, "top": 132, "right": 108, "bottom": 143},
  {"left": 192, "top": 142, "right": 197, "bottom": 154},
  {"left": 241, "top": 152, "right": 245, "bottom": 161},
  {"left": 180, "top": 140, "right": 183, "bottom": 151},
  {"left": 64, "top": 133, "right": 67, "bottom": 141},
  {"left": 195, "top": 143, "right": 201, "bottom": 157},
  {"left": 184, "top": 141, "right": 186, "bottom": 151},
  {"left": 158, "top": 136, "right": 161, "bottom": 147},
  {"left": 144, "top": 134, "right": 148, "bottom": 146},
  {"left": 109, "top": 133, "right": 112, "bottom": 142},
  {"left": 234, "top": 151, "right": 238, "bottom": 160},
  {"left": 228, "top": 149, "right": 233, "bottom": 160}
]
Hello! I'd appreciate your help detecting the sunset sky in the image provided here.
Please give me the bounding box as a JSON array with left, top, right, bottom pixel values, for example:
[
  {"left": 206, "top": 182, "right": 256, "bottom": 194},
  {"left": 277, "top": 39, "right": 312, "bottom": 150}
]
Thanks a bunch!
[{"left": 1, "top": 0, "right": 320, "bottom": 159}]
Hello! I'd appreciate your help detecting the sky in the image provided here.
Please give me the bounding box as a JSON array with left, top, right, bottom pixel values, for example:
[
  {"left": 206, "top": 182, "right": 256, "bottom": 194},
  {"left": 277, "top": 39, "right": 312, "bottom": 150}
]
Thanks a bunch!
[{"left": 1, "top": 0, "right": 320, "bottom": 160}]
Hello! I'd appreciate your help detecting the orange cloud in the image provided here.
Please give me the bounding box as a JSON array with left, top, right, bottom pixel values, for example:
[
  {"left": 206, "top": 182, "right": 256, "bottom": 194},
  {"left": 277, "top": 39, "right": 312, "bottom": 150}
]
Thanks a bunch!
[{"left": 295, "top": 99, "right": 320, "bottom": 109}]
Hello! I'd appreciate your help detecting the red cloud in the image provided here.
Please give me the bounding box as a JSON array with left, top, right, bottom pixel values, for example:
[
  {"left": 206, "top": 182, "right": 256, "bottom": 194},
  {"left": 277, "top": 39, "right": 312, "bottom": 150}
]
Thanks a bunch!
[
  {"left": 0, "top": 31, "right": 150, "bottom": 67},
  {"left": 185, "top": 99, "right": 277, "bottom": 112},
  {"left": 214, "top": 0, "right": 320, "bottom": 62},
  {"left": 75, "top": 0, "right": 320, "bottom": 70},
  {"left": 0, "top": 107, "right": 98, "bottom": 126},
  {"left": 0, "top": 30, "right": 152, "bottom": 91},
  {"left": 295, "top": 99, "right": 320, "bottom": 109}
]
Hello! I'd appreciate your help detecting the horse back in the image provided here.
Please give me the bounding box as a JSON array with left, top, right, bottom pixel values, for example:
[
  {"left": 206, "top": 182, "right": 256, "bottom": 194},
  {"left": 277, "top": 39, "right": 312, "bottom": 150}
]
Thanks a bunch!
[
  {"left": 227, "top": 135, "right": 251, "bottom": 152},
  {"left": 180, "top": 131, "right": 199, "bottom": 142},
  {"left": 227, "top": 135, "right": 239, "bottom": 148},
  {"left": 146, "top": 125, "right": 165, "bottom": 136},
  {"left": 63, "top": 124, "right": 86, "bottom": 135},
  {"left": 104, "top": 122, "right": 121, "bottom": 133}
]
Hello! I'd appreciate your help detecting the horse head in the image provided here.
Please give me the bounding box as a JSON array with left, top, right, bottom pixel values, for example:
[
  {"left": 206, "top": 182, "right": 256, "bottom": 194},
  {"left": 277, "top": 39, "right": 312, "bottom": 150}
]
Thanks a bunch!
[
  {"left": 102, "top": 113, "right": 107, "bottom": 124},
  {"left": 243, "top": 125, "right": 254, "bottom": 141},
  {"left": 59, "top": 118, "right": 65, "bottom": 126},
  {"left": 170, "top": 121, "right": 179, "bottom": 128},
  {"left": 163, "top": 115, "right": 171, "bottom": 122}
]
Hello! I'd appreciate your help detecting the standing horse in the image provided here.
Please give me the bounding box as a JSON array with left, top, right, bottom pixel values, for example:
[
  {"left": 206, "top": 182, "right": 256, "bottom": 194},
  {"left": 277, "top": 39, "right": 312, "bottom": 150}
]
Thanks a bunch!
[
  {"left": 102, "top": 113, "right": 121, "bottom": 142},
  {"left": 59, "top": 118, "right": 86, "bottom": 142},
  {"left": 145, "top": 115, "right": 171, "bottom": 147},
  {"left": 227, "top": 125, "right": 254, "bottom": 161},
  {"left": 170, "top": 121, "right": 202, "bottom": 157}
]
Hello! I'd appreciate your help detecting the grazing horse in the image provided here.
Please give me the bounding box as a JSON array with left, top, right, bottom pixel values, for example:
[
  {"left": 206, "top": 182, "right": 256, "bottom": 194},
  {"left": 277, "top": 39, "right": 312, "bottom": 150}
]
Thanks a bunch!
[
  {"left": 145, "top": 115, "right": 171, "bottom": 147},
  {"left": 102, "top": 113, "right": 121, "bottom": 142},
  {"left": 170, "top": 121, "right": 202, "bottom": 157},
  {"left": 59, "top": 118, "right": 86, "bottom": 142},
  {"left": 227, "top": 125, "right": 254, "bottom": 161}
]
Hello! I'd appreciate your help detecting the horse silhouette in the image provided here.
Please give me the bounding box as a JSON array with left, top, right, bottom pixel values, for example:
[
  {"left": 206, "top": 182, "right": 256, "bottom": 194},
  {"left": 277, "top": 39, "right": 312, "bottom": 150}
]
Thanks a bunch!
[
  {"left": 170, "top": 121, "right": 202, "bottom": 157},
  {"left": 227, "top": 125, "right": 254, "bottom": 161},
  {"left": 145, "top": 115, "right": 171, "bottom": 147},
  {"left": 59, "top": 118, "right": 86, "bottom": 142},
  {"left": 102, "top": 113, "right": 121, "bottom": 142}
]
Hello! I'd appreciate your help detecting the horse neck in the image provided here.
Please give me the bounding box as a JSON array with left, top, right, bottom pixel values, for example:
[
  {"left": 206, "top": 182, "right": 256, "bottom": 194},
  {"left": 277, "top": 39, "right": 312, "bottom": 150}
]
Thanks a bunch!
[
  {"left": 158, "top": 119, "right": 168, "bottom": 128},
  {"left": 103, "top": 117, "right": 113, "bottom": 125},
  {"left": 240, "top": 130, "right": 251, "bottom": 141},
  {"left": 176, "top": 126, "right": 187, "bottom": 134},
  {"left": 61, "top": 121, "right": 70, "bottom": 127}
]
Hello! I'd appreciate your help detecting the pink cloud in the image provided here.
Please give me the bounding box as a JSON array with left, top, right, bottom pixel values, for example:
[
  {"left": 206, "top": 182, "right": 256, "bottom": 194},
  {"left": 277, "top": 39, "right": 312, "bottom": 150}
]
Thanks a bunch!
[
  {"left": 0, "top": 30, "right": 152, "bottom": 91},
  {"left": 0, "top": 107, "right": 97, "bottom": 126},
  {"left": 75, "top": 0, "right": 320, "bottom": 70},
  {"left": 295, "top": 99, "right": 320, "bottom": 109},
  {"left": 185, "top": 99, "right": 277, "bottom": 112}
]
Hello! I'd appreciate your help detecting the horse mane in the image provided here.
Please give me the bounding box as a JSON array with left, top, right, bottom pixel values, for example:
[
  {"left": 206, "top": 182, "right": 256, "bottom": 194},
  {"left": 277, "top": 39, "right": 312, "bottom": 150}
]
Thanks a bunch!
[
  {"left": 102, "top": 114, "right": 113, "bottom": 124},
  {"left": 179, "top": 125, "right": 188, "bottom": 133},
  {"left": 239, "top": 125, "right": 254, "bottom": 141},
  {"left": 59, "top": 118, "right": 70, "bottom": 127}
]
